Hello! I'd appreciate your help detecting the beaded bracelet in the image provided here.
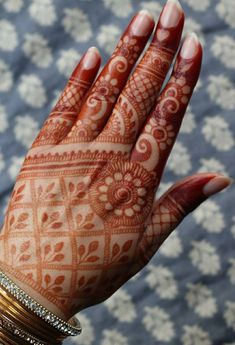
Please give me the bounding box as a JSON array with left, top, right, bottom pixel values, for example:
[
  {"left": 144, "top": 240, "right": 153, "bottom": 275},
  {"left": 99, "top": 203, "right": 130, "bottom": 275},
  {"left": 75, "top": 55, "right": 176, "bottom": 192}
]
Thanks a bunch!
[{"left": 0, "top": 271, "right": 82, "bottom": 337}]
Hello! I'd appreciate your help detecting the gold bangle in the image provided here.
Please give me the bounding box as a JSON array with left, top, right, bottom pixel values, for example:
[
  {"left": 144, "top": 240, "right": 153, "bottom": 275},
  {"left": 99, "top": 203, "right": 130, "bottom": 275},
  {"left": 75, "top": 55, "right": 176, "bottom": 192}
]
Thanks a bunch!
[
  {"left": 0, "top": 290, "right": 61, "bottom": 345},
  {"left": 0, "top": 285, "right": 63, "bottom": 342},
  {"left": 0, "top": 323, "right": 25, "bottom": 345},
  {"left": 0, "top": 312, "right": 49, "bottom": 345},
  {"left": 0, "top": 271, "right": 81, "bottom": 337}
]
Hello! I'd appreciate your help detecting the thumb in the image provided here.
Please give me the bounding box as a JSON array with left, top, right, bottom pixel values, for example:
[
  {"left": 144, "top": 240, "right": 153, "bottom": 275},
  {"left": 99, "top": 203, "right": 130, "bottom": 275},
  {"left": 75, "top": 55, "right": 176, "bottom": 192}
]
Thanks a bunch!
[{"left": 138, "top": 173, "right": 232, "bottom": 264}]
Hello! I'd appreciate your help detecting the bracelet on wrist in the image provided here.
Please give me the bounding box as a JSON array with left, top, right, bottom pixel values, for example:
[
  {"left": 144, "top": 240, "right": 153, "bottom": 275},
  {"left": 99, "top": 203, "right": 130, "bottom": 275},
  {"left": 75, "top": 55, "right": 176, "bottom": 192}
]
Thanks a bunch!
[{"left": 0, "top": 271, "right": 82, "bottom": 345}]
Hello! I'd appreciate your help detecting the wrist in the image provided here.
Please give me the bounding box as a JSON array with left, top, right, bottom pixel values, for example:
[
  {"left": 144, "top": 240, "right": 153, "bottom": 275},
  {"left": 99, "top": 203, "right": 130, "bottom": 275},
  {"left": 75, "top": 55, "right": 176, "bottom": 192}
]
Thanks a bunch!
[
  {"left": 0, "top": 270, "right": 81, "bottom": 344},
  {"left": 0, "top": 278, "right": 61, "bottom": 345},
  {"left": 0, "top": 260, "right": 67, "bottom": 322}
]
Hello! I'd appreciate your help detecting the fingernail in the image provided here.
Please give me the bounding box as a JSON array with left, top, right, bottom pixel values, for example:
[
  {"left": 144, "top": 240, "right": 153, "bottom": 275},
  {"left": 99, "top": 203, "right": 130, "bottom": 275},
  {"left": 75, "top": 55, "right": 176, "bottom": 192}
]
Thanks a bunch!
[
  {"left": 203, "top": 176, "right": 233, "bottom": 197},
  {"left": 131, "top": 10, "right": 154, "bottom": 36},
  {"left": 180, "top": 33, "right": 199, "bottom": 59},
  {"left": 160, "top": 0, "right": 183, "bottom": 28},
  {"left": 82, "top": 47, "right": 100, "bottom": 70}
]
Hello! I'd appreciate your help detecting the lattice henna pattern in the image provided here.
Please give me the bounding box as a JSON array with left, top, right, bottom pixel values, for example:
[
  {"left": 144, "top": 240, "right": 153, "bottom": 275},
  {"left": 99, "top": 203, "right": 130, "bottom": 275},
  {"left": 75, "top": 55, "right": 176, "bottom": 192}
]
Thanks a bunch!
[
  {"left": 0, "top": 6, "right": 219, "bottom": 324},
  {"left": 0, "top": 157, "right": 155, "bottom": 316}
]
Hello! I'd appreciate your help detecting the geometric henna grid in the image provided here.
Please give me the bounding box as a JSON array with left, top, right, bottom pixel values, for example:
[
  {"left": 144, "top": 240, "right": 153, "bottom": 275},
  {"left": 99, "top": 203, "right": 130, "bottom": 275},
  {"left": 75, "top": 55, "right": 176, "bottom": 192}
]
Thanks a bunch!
[
  {"left": 0, "top": 1, "right": 231, "bottom": 325},
  {"left": 0, "top": 46, "right": 201, "bottom": 318}
]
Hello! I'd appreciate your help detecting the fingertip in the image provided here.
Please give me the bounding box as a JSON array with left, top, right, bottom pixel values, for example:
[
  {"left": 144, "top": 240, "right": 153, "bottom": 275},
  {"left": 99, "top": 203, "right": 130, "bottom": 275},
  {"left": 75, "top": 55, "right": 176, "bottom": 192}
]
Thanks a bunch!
[
  {"left": 82, "top": 46, "right": 101, "bottom": 70},
  {"left": 131, "top": 10, "right": 155, "bottom": 37},
  {"left": 180, "top": 32, "right": 200, "bottom": 59},
  {"left": 88, "top": 46, "right": 101, "bottom": 59},
  {"left": 153, "top": 0, "right": 184, "bottom": 49},
  {"left": 167, "top": 173, "right": 232, "bottom": 214},
  {"left": 138, "top": 9, "right": 154, "bottom": 22},
  {"left": 203, "top": 174, "right": 233, "bottom": 197},
  {"left": 171, "top": 32, "right": 203, "bottom": 91},
  {"left": 181, "top": 32, "right": 203, "bottom": 65},
  {"left": 160, "top": 0, "right": 184, "bottom": 28}
]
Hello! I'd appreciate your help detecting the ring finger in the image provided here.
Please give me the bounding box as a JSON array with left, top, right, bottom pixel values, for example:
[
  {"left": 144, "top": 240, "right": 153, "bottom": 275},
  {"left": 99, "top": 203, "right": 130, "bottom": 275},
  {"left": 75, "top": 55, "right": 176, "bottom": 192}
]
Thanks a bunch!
[
  {"left": 131, "top": 33, "right": 202, "bottom": 179},
  {"left": 97, "top": 0, "right": 184, "bottom": 149}
]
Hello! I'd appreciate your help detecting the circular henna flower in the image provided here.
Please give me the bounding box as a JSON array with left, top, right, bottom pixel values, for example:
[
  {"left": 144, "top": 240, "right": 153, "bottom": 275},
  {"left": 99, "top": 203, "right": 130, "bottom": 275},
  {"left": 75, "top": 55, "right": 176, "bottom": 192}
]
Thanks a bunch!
[
  {"left": 145, "top": 118, "right": 175, "bottom": 150},
  {"left": 116, "top": 36, "right": 140, "bottom": 64},
  {"left": 170, "top": 76, "right": 191, "bottom": 104},
  {"left": 34, "top": 119, "right": 70, "bottom": 144},
  {"left": 89, "top": 161, "right": 154, "bottom": 226},
  {"left": 69, "top": 118, "right": 98, "bottom": 138},
  {"left": 93, "top": 74, "right": 119, "bottom": 103}
]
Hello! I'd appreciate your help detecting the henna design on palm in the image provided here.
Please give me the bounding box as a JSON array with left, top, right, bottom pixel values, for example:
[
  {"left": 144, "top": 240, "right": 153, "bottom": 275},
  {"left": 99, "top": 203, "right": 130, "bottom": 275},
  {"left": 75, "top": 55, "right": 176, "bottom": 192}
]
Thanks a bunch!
[{"left": 0, "top": 2, "right": 231, "bottom": 322}]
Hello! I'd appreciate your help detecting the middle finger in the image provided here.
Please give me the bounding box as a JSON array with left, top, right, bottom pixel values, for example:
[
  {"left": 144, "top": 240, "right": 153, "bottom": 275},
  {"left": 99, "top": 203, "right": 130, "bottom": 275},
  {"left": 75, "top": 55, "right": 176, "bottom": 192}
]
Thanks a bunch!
[
  {"left": 97, "top": 0, "right": 184, "bottom": 149},
  {"left": 66, "top": 10, "right": 155, "bottom": 143}
]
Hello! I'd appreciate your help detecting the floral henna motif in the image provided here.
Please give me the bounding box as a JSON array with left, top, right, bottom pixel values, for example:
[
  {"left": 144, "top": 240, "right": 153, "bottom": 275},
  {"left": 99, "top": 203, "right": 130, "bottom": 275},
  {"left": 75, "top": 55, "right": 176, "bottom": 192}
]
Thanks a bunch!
[
  {"left": 32, "top": 48, "right": 101, "bottom": 148},
  {"left": 42, "top": 242, "right": 65, "bottom": 264},
  {"left": 65, "top": 13, "right": 155, "bottom": 143},
  {"left": 43, "top": 274, "right": 65, "bottom": 295},
  {"left": 146, "top": 118, "right": 175, "bottom": 151},
  {"left": 0, "top": 6, "right": 210, "bottom": 325},
  {"left": 99, "top": 45, "right": 174, "bottom": 143},
  {"left": 0, "top": 153, "right": 155, "bottom": 319},
  {"left": 113, "top": 36, "right": 140, "bottom": 65},
  {"left": 96, "top": 1, "right": 184, "bottom": 145},
  {"left": 89, "top": 160, "right": 154, "bottom": 226},
  {"left": 10, "top": 241, "right": 32, "bottom": 266},
  {"left": 33, "top": 79, "right": 91, "bottom": 147},
  {"left": 131, "top": 47, "right": 201, "bottom": 174}
]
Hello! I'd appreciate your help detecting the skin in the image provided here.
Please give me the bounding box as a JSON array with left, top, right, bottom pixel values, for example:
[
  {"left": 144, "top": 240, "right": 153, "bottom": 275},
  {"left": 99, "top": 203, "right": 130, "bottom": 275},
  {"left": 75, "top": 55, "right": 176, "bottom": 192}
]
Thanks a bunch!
[{"left": 0, "top": 1, "right": 231, "bottom": 324}]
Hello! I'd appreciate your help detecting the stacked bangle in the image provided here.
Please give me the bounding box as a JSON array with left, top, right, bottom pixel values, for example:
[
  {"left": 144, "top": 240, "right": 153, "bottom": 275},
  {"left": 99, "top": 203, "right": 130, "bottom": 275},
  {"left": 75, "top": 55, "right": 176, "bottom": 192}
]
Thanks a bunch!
[{"left": 0, "top": 271, "right": 82, "bottom": 344}]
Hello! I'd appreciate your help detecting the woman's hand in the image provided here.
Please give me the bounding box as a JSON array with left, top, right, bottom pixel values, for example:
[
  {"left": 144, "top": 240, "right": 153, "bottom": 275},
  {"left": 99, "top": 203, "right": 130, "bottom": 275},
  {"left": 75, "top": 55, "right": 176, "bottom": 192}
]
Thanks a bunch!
[{"left": 0, "top": 0, "right": 231, "bottom": 321}]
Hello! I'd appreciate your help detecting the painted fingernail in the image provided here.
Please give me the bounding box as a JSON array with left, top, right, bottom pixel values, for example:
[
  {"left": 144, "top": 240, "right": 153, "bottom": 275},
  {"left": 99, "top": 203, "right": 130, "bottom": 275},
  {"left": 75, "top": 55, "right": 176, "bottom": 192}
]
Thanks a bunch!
[
  {"left": 203, "top": 176, "right": 233, "bottom": 197},
  {"left": 180, "top": 33, "right": 199, "bottom": 59},
  {"left": 131, "top": 10, "right": 154, "bottom": 36},
  {"left": 82, "top": 47, "right": 100, "bottom": 70},
  {"left": 160, "top": 0, "right": 183, "bottom": 28}
]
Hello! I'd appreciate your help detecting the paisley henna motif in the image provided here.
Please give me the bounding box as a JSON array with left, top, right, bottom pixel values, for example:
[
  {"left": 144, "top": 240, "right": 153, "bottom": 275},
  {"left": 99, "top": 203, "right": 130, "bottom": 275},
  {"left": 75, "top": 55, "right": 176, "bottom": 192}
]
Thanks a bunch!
[
  {"left": 97, "top": 5, "right": 185, "bottom": 145},
  {"left": 131, "top": 41, "right": 202, "bottom": 174}
]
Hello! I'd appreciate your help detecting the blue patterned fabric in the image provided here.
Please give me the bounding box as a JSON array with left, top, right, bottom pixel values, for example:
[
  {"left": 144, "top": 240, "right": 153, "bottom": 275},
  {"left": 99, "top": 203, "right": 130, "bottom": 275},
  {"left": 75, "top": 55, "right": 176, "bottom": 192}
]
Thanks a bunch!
[{"left": 0, "top": 0, "right": 235, "bottom": 344}]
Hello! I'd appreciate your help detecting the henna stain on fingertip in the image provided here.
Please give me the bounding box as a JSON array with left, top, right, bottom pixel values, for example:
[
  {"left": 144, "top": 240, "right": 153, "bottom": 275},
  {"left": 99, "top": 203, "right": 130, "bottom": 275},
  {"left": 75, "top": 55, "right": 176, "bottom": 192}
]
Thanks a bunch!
[
  {"left": 180, "top": 33, "right": 199, "bottom": 60},
  {"left": 156, "top": 29, "right": 170, "bottom": 42},
  {"left": 152, "top": 0, "right": 184, "bottom": 49},
  {"left": 130, "top": 11, "right": 155, "bottom": 37},
  {"left": 160, "top": 0, "right": 183, "bottom": 29},
  {"left": 82, "top": 47, "right": 100, "bottom": 70}
]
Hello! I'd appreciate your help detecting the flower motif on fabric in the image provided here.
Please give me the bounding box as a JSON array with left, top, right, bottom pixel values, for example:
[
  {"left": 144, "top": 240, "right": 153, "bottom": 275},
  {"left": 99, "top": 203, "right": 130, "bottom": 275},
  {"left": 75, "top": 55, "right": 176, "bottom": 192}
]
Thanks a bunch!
[
  {"left": 89, "top": 161, "right": 154, "bottom": 226},
  {"left": 115, "top": 36, "right": 140, "bottom": 65}
]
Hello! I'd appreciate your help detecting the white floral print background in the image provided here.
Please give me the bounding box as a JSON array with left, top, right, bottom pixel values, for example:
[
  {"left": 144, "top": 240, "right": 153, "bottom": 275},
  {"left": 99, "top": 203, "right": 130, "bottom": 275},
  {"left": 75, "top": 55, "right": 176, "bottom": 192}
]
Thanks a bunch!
[{"left": 0, "top": 0, "right": 234, "bottom": 344}]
